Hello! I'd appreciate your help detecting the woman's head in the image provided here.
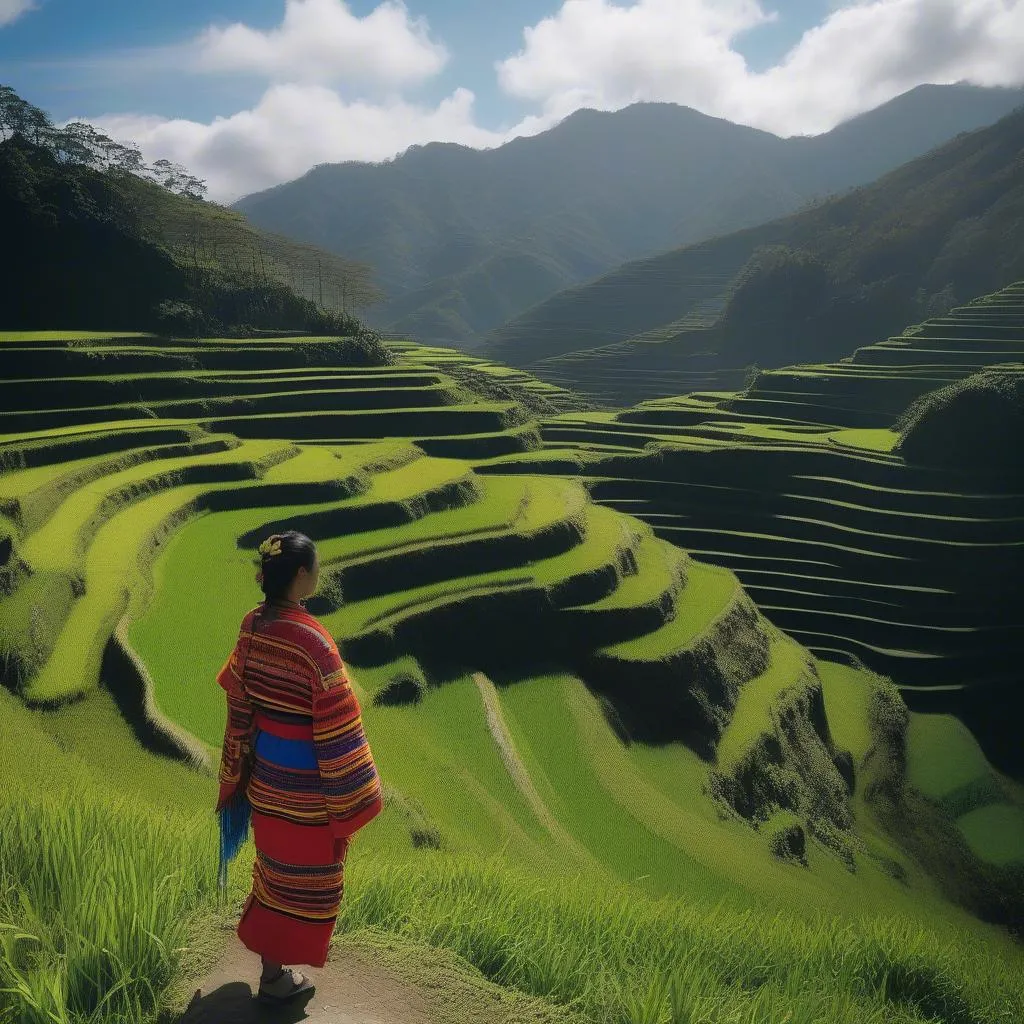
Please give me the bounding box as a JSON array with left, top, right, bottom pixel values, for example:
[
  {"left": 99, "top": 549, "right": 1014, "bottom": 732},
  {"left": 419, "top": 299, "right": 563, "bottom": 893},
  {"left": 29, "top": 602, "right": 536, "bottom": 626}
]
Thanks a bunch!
[{"left": 254, "top": 530, "right": 319, "bottom": 603}]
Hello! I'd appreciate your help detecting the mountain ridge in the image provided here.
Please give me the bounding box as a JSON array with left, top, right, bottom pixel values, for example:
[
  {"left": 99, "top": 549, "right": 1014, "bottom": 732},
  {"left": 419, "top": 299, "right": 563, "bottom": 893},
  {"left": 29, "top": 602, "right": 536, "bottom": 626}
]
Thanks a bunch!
[
  {"left": 235, "top": 83, "right": 1024, "bottom": 345},
  {"left": 481, "top": 101, "right": 1024, "bottom": 393}
]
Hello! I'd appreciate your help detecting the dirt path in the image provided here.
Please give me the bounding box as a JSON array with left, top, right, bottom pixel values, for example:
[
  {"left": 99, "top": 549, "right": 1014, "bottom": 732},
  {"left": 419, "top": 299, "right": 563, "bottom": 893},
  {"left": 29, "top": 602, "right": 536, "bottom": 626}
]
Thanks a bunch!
[
  {"left": 165, "top": 924, "right": 592, "bottom": 1024},
  {"left": 166, "top": 670, "right": 607, "bottom": 1023},
  {"left": 169, "top": 931, "right": 437, "bottom": 1023}
]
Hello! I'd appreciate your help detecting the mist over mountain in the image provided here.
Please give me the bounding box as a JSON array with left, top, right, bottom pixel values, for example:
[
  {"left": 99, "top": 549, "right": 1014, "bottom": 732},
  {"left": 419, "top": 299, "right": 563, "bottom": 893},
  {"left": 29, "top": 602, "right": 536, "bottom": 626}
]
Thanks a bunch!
[
  {"left": 234, "top": 83, "right": 1024, "bottom": 345},
  {"left": 482, "top": 100, "right": 1024, "bottom": 381}
]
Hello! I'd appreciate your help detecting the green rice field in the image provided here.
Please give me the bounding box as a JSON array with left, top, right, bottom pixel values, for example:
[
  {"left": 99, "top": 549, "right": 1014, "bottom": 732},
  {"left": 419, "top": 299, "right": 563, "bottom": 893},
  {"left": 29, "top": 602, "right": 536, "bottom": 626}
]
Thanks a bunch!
[
  {"left": 472, "top": 281, "right": 1024, "bottom": 784},
  {"left": 1, "top": 315, "right": 1022, "bottom": 1023}
]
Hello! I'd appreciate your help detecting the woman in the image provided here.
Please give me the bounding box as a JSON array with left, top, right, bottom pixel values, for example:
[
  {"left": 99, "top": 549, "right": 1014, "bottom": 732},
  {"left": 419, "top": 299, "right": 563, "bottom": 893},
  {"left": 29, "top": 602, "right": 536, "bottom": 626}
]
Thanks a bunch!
[{"left": 214, "top": 530, "right": 383, "bottom": 1004}]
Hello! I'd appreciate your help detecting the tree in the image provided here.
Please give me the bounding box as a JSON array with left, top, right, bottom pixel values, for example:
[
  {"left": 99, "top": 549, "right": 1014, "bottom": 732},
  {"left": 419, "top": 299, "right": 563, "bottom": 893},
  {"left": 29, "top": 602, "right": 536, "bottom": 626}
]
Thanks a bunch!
[
  {"left": 146, "top": 158, "right": 205, "bottom": 199},
  {"left": 52, "top": 122, "right": 97, "bottom": 166},
  {"left": 111, "top": 143, "right": 147, "bottom": 176},
  {"left": 58, "top": 122, "right": 108, "bottom": 169},
  {"left": 150, "top": 158, "right": 184, "bottom": 192},
  {"left": 178, "top": 172, "right": 208, "bottom": 201},
  {"left": 0, "top": 85, "right": 50, "bottom": 144},
  {"left": 2, "top": 82, "right": 385, "bottom": 337}
]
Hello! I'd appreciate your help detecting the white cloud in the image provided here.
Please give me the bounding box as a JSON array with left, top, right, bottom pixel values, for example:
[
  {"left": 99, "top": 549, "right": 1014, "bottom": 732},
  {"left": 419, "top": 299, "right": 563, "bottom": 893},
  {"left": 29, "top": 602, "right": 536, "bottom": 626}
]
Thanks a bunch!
[
  {"left": 85, "top": 0, "right": 1024, "bottom": 203},
  {"left": 497, "top": 0, "right": 1024, "bottom": 135},
  {"left": 195, "top": 0, "right": 447, "bottom": 87},
  {"left": 498, "top": 0, "right": 773, "bottom": 119},
  {"left": 0, "top": 0, "right": 35, "bottom": 28},
  {"left": 88, "top": 85, "right": 529, "bottom": 203}
]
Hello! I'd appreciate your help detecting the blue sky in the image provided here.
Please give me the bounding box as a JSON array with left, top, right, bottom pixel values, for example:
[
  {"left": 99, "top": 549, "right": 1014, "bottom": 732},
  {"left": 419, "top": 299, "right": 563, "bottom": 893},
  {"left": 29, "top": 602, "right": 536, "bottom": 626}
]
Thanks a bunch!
[
  {"left": 0, "top": 0, "right": 828, "bottom": 126},
  {"left": 1, "top": 0, "right": 1021, "bottom": 201}
]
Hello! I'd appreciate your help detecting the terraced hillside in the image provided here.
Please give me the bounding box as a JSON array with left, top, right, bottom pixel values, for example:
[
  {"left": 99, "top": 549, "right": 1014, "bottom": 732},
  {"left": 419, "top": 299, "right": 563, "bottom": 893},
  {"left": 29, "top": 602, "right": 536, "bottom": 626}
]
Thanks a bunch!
[
  {"left": 464, "top": 282, "right": 1024, "bottom": 782},
  {"left": 521, "top": 296, "right": 752, "bottom": 409},
  {"left": 1, "top": 326, "right": 1023, "bottom": 1024},
  {"left": 484, "top": 101, "right": 1024, "bottom": 411},
  {"left": 0, "top": 333, "right": 818, "bottom": 774},
  {"left": 2, "top": 323, "right": 1022, "bottom": 962},
  {"left": 485, "top": 237, "right": 754, "bottom": 371}
]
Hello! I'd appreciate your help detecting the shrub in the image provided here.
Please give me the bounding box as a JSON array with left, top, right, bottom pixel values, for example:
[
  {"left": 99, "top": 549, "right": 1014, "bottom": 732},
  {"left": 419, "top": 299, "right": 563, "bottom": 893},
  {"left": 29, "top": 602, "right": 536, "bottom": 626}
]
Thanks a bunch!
[
  {"left": 298, "top": 333, "right": 395, "bottom": 367},
  {"left": 153, "top": 299, "right": 213, "bottom": 337},
  {"left": 894, "top": 366, "right": 1024, "bottom": 470},
  {"left": 763, "top": 810, "right": 806, "bottom": 864}
]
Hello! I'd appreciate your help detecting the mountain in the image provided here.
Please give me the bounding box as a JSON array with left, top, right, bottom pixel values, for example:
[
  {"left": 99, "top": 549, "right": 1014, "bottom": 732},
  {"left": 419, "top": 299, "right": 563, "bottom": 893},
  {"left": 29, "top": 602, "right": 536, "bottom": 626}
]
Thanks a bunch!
[
  {"left": 235, "top": 103, "right": 800, "bottom": 342},
  {"left": 781, "top": 81, "right": 1024, "bottom": 191},
  {"left": 235, "top": 84, "right": 1024, "bottom": 345},
  {"left": 482, "top": 101, "right": 1024, "bottom": 386}
]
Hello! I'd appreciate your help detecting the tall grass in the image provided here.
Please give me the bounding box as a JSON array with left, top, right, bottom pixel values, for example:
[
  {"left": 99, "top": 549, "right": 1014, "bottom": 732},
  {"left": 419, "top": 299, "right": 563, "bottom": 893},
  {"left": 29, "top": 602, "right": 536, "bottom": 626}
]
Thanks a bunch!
[
  {"left": 1, "top": 788, "right": 1021, "bottom": 1023},
  {"left": 0, "top": 792, "right": 215, "bottom": 1024},
  {"left": 332, "top": 851, "right": 1024, "bottom": 1024}
]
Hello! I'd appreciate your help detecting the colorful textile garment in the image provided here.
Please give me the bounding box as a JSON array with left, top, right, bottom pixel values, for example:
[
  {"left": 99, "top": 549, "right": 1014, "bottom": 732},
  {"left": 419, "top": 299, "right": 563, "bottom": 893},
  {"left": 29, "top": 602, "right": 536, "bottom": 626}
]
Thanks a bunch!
[{"left": 215, "top": 601, "right": 383, "bottom": 967}]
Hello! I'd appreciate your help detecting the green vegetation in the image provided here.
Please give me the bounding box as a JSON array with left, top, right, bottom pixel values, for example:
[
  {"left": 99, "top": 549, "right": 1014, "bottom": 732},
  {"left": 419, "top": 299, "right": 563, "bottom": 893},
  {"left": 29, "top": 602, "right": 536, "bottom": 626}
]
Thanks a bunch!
[
  {"left": 238, "top": 85, "right": 1024, "bottom": 345},
  {"left": 0, "top": 85, "right": 381, "bottom": 336},
  {"left": 4, "top": 676, "right": 1023, "bottom": 1024},
  {"left": 473, "top": 280, "right": 1024, "bottom": 790},
  {"left": 2, "top": 289, "right": 1023, "bottom": 1021},
  {"left": 907, "top": 711, "right": 1024, "bottom": 866},
  {"left": 485, "top": 100, "right": 1024, "bottom": 407},
  {"left": 0, "top": 685, "right": 218, "bottom": 1024},
  {"left": 894, "top": 367, "right": 1024, "bottom": 469}
]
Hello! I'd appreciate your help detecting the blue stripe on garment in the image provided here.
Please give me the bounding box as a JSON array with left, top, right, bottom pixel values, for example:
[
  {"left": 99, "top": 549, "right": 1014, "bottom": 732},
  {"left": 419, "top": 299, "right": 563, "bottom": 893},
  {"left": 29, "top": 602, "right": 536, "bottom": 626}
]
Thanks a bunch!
[{"left": 255, "top": 730, "right": 318, "bottom": 769}]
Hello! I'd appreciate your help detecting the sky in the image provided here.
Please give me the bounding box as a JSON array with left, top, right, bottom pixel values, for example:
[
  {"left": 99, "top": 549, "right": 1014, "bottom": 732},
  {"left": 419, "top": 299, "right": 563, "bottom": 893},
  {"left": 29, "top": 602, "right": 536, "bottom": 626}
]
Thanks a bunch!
[{"left": 1, "top": 0, "right": 1023, "bottom": 202}]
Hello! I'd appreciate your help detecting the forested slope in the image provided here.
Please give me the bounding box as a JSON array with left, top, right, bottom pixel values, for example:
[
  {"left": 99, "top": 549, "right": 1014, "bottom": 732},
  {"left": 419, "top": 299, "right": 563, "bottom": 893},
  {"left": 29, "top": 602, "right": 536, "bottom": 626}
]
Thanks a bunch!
[
  {"left": 0, "top": 86, "right": 379, "bottom": 336},
  {"left": 484, "top": 103, "right": 1024, "bottom": 399}
]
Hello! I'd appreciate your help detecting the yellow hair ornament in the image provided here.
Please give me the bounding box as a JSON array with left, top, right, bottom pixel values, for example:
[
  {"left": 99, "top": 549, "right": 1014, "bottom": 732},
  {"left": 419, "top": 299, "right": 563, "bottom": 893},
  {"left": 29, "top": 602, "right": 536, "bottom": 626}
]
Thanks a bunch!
[{"left": 259, "top": 536, "right": 283, "bottom": 557}]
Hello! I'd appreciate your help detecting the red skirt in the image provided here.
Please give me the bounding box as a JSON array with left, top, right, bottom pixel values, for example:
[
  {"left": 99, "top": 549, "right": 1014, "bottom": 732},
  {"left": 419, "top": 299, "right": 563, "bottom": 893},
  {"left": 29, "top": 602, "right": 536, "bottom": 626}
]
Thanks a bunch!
[{"left": 236, "top": 807, "right": 351, "bottom": 967}]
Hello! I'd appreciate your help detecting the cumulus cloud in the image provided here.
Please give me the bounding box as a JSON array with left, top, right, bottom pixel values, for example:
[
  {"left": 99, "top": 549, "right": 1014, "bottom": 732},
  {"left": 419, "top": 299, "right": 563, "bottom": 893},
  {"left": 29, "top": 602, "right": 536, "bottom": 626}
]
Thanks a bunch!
[
  {"left": 755, "top": 0, "right": 1024, "bottom": 130},
  {"left": 87, "top": 0, "right": 1024, "bottom": 202},
  {"left": 88, "top": 85, "right": 523, "bottom": 202},
  {"left": 195, "top": 0, "right": 447, "bottom": 87},
  {"left": 0, "top": 0, "right": 35, "bottom": 28},
  {"left": 498, "top": 0, "right": 772, "bottom": 121},
  {"left": 497, "top": 0, "right": 1024, "bottom": 134},
  {"left": 83, "top": 0, "right": 558, "bottom": 202}
]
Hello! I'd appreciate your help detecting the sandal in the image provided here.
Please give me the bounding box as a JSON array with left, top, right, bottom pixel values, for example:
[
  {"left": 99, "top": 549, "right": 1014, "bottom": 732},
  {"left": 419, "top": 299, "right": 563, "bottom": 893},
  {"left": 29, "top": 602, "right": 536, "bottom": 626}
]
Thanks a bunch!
[{"left": 257, "top": 966, "right": 315, "bottom": 1004}]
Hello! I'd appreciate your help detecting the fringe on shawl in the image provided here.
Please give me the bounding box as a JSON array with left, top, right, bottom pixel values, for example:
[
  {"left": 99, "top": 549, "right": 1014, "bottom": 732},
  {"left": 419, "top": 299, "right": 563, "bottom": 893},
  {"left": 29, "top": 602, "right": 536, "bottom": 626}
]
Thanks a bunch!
[{"left": 218, "top": 784, "right": 252, "bottom": 893}]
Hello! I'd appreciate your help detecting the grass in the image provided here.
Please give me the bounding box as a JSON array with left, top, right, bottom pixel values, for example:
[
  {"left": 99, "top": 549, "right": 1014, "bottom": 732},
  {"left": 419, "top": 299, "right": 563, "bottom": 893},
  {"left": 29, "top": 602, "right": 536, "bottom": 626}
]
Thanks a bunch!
[
  {"left": 957, "top": 806, "right": 1024, "bottom": 867},
  {"left": 595, "top": 560, "right": 738, "bottom": 660},
  {"left": 714, "top": 629, "right": 814, "bottom": 771},
  {"left": 517, "top": 327, "right": 1024, "bottom": 687},
  {"left": 7, "top": 672, "right": 1023, "bottom": 1024},
  {"left": 574, "top": 532, "right": 687, "bottom": 612},
  {"left": 19, "top": 439, "right": 287, "bottom": 573},
  {"left": 906, "top": 711, "right": 1024, "bottom": 866},
  {"left": 907, "top": 714, "right": 997, "bottom": 798},
  {"left": 3, "top": 319, "right": 1024, "bottom": 1023},
  {"left": 327, "top": 497, "right": 626, "bottom": 637},
  {"left": 0, "top": 331, "right": 152, "bottom": 342},
  {"left": 25, "top": 482, "right": 217, "bottom": 703},
  {"left": 0, "top": 458, "right": 87, "bottom": 501},
  {"left": 828, "top": 429, "right": 900, "bottom": 452},
  {"left": 318, "top": 474, "right": 578, "bottom": 569},
  {"left": 124, "top": 466, "right": 604, "bottom": 746},
  {"left": 127, "top": 504, "right": 277, "bottom": 748},
  {"left": 8, "top": 383, "right": 462, "bottom": 426},
  {"left": 817, "top": 660, "right": 875, "bottom": 761},
  {"left": 0, "top": 687, "right": 219, "bottom": 1024}
]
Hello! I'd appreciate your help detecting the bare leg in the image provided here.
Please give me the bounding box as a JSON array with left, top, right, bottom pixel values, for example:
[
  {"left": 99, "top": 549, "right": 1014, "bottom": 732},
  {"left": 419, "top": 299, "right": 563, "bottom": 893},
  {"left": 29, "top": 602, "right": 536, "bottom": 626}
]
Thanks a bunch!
[{"left": 260, "top": 955, "right": 283, "bottom": 983}]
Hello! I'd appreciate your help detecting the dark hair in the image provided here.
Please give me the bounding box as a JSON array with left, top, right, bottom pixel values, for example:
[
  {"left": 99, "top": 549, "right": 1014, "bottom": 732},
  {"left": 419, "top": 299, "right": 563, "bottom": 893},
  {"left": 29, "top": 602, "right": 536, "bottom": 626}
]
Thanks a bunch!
[{"left": 254, "top": 530, "right": 316, "bottom": 602}]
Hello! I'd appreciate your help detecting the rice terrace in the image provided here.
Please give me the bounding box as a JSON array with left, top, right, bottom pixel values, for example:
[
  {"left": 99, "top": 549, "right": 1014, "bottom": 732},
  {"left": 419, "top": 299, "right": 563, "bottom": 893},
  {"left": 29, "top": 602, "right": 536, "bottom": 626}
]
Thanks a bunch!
[{"left": 2, "top": 56, "right": 1024, "bottom": 1024}]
